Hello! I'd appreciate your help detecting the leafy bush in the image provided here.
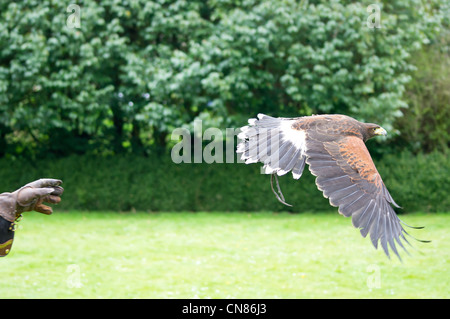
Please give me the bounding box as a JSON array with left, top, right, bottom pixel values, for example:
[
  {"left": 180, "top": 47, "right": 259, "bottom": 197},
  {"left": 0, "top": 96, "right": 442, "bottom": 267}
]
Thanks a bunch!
[
  {"left": 0, "top": 0, "right": 446, "bottom": 158},
  {"left": 394, "top": 38, "right": 450, "bottom": 153},
  {"left": 0, "top": 152, "right": 447, "bottom": 213}
]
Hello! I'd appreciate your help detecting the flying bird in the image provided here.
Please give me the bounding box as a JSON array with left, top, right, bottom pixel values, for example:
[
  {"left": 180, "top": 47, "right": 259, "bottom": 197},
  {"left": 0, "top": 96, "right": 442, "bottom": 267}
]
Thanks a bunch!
[{"left": 236, "top": 114, "right": 428, "bottom": 260}]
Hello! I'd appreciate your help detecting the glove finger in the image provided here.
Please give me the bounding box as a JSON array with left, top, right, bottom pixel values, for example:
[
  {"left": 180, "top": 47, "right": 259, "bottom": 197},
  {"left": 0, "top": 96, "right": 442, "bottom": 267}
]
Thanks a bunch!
[
  {"left": 50, "top": 186, "right": 64, "bottom": 196},
  {"left": 17, "top": 187, "right": 54, "bottom": 205},
  {"left": 25, "top": 179, "right": 62, "bottom": 189},
  {"left": 34, "top": 201, "right": 53, "bottom": 215},
  {"left": 43, "top": 195, "right": 61, "bottom": 204}
]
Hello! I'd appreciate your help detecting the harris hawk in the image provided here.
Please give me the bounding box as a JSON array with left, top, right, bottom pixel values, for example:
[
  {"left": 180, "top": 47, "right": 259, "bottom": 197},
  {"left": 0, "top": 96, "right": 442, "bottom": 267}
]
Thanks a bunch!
[{"left": 236, "top": 114, "right": 428, "bottom": 260}]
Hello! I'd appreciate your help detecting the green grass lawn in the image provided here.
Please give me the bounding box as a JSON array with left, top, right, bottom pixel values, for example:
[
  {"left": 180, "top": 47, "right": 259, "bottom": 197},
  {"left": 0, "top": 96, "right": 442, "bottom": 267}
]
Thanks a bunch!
[{"left": 1, "top": 211, "right": 448, "bottom": 299}]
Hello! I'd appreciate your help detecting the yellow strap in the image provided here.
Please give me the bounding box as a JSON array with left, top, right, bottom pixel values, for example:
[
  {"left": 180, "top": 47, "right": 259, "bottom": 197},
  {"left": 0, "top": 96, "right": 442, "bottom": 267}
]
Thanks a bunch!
[{"left": 0, "top": 239, "right": 13, "bottom": 256}]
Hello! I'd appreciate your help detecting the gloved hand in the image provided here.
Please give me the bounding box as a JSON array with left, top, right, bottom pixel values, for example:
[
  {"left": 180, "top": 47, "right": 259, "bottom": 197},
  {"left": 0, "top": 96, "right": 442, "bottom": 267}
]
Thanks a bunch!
[{"left": 0, "top": 179, "right": 64, "bottom": 256}]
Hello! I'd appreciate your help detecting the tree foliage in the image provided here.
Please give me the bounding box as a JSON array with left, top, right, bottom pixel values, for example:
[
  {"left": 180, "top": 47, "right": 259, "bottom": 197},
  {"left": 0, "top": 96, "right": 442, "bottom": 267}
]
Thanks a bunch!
[
  {"left": 0, "top": 0, "right": 447, "bottom": 158},
  {"left": 394, "top": 22, "right": 450, "bottom": 153}
]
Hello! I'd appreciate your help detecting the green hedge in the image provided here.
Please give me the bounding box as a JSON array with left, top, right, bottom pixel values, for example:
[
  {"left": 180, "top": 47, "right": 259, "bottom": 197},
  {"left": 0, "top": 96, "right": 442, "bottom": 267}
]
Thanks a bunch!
[{"left": 0, "top": 151, "right": 448, "bottom": 213}]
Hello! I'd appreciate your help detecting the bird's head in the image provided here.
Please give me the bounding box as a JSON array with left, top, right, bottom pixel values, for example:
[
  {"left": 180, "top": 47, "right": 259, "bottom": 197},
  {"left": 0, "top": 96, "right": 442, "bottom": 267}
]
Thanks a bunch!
[{"left": 364, "top": 123, "right": 387, "bottom": 140}]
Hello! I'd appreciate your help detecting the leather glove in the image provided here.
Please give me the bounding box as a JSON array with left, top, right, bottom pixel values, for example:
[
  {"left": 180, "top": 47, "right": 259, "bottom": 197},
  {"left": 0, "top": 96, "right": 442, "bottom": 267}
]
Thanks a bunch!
[{"left": 0, "top": 179, "right": 64, "bottom": 256}]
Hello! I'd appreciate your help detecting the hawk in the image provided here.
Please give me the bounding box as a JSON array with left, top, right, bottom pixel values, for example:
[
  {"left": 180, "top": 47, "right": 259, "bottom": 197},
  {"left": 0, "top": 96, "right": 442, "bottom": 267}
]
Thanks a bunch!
[{"left": 236, "top": 114, "right": 428, "bottom": 260}]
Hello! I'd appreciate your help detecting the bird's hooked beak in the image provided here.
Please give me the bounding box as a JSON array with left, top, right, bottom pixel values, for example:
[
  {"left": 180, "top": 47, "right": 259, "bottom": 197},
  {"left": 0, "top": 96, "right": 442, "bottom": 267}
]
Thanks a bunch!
[{"left": 373, "top": 127, "right": 387, "bottom": 136}]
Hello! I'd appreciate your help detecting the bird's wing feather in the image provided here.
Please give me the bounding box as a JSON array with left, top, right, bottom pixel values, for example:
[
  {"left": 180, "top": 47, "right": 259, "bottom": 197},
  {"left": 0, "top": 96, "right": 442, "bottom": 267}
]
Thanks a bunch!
[{"left": 237, "top": 114, "right": 307, "bottom": 179}]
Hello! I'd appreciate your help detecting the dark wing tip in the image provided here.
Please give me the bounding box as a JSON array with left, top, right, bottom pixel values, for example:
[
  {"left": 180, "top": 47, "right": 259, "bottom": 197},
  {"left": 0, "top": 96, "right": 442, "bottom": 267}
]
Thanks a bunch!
[{"left": 400, "top": 219, "right": 425, "bottom": 229}]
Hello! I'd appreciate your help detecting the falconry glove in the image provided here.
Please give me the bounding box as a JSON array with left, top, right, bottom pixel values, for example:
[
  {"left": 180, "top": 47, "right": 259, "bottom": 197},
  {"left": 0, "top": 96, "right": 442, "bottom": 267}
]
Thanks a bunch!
[{"left": 0, "top": 179, "right": 64, "bottom": 256}]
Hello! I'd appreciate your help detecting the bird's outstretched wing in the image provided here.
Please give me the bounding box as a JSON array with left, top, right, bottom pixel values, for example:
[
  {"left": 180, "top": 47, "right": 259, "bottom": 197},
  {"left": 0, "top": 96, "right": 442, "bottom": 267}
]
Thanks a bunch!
[{"left": 305, "top": 133, "right": 423, "bottom": 260}]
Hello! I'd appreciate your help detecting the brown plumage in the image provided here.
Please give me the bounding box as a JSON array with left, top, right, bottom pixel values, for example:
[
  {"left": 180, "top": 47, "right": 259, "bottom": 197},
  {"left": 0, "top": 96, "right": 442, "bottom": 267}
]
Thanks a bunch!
[{"left": 237, "top": 114, "right": 428, "bottom": 260}]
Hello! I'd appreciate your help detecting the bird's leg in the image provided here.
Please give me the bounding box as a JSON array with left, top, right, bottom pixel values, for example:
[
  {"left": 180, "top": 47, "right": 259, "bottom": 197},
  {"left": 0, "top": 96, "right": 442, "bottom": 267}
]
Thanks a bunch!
[{"left": 270, "top": 174, "right": 293, "bottom": 207}]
